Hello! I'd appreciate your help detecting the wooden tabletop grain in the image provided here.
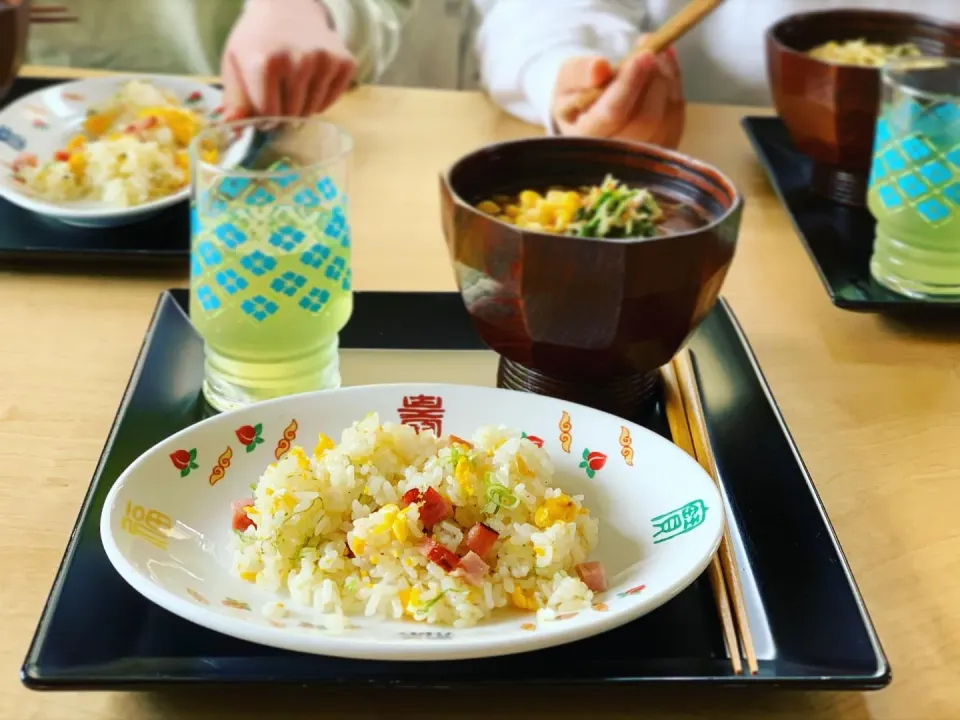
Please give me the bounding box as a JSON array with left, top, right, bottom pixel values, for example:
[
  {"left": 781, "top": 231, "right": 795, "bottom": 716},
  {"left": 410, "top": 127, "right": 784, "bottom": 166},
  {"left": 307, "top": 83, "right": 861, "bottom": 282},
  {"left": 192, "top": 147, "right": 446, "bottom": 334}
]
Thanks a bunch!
[{"left": 2, "top": 65, "right": 958, "bottom": 720}]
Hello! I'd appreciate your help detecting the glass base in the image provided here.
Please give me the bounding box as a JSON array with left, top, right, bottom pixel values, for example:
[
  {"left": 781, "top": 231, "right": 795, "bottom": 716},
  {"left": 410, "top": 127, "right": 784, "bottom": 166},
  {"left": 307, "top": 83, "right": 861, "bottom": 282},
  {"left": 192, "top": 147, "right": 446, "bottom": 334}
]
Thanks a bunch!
[
  {"left": 202, "top": 337, "right": 342, "bottom": 413},
  {"left": 870, "top": 227, "right": 960, "bottom": 301}
]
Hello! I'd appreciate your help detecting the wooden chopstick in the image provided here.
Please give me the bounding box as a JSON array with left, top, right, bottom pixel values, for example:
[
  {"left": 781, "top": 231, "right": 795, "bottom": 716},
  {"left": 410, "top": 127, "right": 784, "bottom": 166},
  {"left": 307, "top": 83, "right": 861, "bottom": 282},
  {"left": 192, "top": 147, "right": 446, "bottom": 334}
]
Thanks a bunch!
[
  {"left": 29, "top": 4, "right": 78, "bottom": 23},
  {"left": 671, "top": 348, "right": 759, "bottom": 675},
  {"left": 558, "top": 0, "right": 724, "bottom": 119},
  {"left": 660, "top": 360, "right": 743, "bottom": 676}
]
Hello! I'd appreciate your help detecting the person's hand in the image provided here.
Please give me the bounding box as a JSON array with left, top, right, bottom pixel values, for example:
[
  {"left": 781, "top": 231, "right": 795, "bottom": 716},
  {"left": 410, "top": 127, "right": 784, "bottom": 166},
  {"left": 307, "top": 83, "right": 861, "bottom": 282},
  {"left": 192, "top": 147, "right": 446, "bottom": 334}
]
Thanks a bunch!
[
  {"left": 222, "top": 0, "right": 356, "bottom": 118},
  {"left": 551, "top": 39, "right": 684, "bottom": 149}
]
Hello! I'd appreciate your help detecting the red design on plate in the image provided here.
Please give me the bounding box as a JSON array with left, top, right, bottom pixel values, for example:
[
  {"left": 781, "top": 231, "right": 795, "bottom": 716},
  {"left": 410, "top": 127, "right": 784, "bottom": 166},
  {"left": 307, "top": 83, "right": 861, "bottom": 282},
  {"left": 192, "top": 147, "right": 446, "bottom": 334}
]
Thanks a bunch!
[
  {"left": 398, "top": 395, "right": 445, "bottom": 436},
  {"left": 170, "top": 448, "right": 199, "bottom": 477},
  {"left": 236, "top": 423, "right": 264, "bottom": 453},
  {"left": 521, "top": 432, "right": 544, "bottom": 448},
  {"left": 617, "top": 584, "right": 646, "bottom": 598},
  {"left": 578, "top": 449, "right": 607, "bottom": 479},
  {"left": 558, "top": 411, "right": 572, "bottom": 453}
]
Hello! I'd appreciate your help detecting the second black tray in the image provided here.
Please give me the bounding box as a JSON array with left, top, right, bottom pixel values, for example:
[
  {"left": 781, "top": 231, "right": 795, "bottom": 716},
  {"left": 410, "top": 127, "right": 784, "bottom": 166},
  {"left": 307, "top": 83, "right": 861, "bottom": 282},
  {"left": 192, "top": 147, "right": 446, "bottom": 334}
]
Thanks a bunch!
[
  {"left": 22, "top": 291, "right": 890, "bottom": 690},
  {"left": 742, "top": 115, "right": 960, "bottom": 313}
]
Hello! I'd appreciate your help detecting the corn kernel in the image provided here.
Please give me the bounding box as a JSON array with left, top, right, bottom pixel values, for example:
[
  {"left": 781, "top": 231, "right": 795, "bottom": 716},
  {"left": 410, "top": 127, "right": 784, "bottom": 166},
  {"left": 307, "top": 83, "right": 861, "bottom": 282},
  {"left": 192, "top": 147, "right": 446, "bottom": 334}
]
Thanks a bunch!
[
  {"left": 476, "top": 200, "right": 501, "bottom": 215},
  {"left": 519, "top": 190, "right": 541, "bottom": 209},
  {"left": 511, "top": 587, "right": 538, "bottom": 611},
  {"left": 392, "top": 515, "right": 408, "bottom": 543},
  {"left": 67, "top": 152, "right": 85, "bottom": 179},
  {"left": 562, "top": 191, "right": 582, "bottom": 213},
  {"left": 314, "top": 433, "right": 335, "bottom": 458},
  {"left": 66, "top": 135, "right": 87, "bottom": 152},
  {"left": 455, "top": 457, "right": 474, "bottom": 496},
  {"left": 505, "top": 204, "right": 521, "bottom": 218}
]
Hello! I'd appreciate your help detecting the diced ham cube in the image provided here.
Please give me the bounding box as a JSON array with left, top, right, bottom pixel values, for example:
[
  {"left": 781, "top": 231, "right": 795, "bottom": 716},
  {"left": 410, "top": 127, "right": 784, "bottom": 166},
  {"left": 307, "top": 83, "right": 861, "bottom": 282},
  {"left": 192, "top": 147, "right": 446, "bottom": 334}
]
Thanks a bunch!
[
  {"left": 456, "top": 551, "right": 490, "bottom": 586},
  {"left": 418, "top": 486, "right": 450, "bottom": 529},
  {"left": 575, "top": 561, "right": 607, "bottom": 593},
  {"left": 231, "top": 498, "right": 256, "bottom": 532},
  {"left": 465, "top": 522, "right": 499, "bottom": 559},
  {"left": 401, "top": 488, "right": 422, "bottom": 506},
  {"left": 418, "top": 537, "right": 460, "bottom": 573}
]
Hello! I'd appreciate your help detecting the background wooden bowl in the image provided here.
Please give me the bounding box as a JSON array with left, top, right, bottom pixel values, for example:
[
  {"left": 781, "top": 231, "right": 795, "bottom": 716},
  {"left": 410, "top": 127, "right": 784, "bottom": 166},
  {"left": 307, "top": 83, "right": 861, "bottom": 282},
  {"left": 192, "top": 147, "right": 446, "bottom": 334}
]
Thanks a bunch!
[
  {"left": 0, "top": 0, "right": 29, "bottom": 104},
  {"left": 766, "top": 9, "right": 960, "bottom": 206},
  {"left": 440, "top": 137, "right": 742, "bottom": 415}
]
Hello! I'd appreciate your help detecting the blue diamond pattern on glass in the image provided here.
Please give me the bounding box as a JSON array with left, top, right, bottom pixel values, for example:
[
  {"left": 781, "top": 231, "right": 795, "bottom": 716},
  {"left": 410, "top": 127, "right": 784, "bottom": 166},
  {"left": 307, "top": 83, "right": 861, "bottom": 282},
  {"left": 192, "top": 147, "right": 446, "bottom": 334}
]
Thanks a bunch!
[
  {"left": 948, "top": 147, "right": 960, "bottom": 170},
  {"left": 299, "top": 287, "right": 330, "bottom": 313},
  {"left": 900, "top": 136, "right": 932, "bottom": 161},
  {"left": 300, "top": 243, "right": 331, "bottom": 269},
  {"left": 271, "top": 170, "right": 297, "bottom": 189},
  {"left": 944, "top": 182, "right": 960, "bottom": 204},
  {"left": 196, "top": 240, "right": 223, "bottom": 267},
  {"left": 317, "top": 177, "right": 338, "bottom": 200},
  {"left": 241, "top": 295, "right": 279, "bottom": 322},
  {"left": 874, "top": 118, "right": 893, "bottom": 148},
  {"left": 896, "top": 174, "right": 928, "bottom": 199},
  {"left": 892, "top": 98, "right": 923, "bottom": 129},
  {"left": 245, "top": 186, "right": 275, "bottom": 206},
  {"left": 191, "top": 256, "right": 203, "bottom": 278},
  {"left": 882, "top": 147, "right": 907, "bottom": 173},
  {"left": 269, "top": 225, "right": 307, "bottom": 251},
  {"left": 196, "top": 284, "right": 221, "bottom": 312},
  {"left": 877, "top": 184, "right": 903, "bottom": 209},
  {"left": 215, "top": 222, "right": 248, "bottom": 249},
  {"left": 323, "top": 206, "right": 347, "bottom": 240},
  {"left": 240, "top": 250, "right": 277, "bottom": 276},
  {"left": 215, "top": 268, "right": 249, "bottom": 295},
  {"left": 932, "top": 102, "right": 960, "bottom": 126},
  {"left": 339, "top": 230, "right": 351, "bottom": 249},
  {"left": 341, "top": 267, "right": 352, "bottom": 292},
  {"left": 916, "top": 198, "right": 950, "bottom": 223},
  {"left": 219, "top": 177, "right": 251, "bottom": 199},
  {"left": 869, "top": 157, "right": 887, "bottom": 184},
  {"left": 293, "top": 189, "right": 320, "bottom": 207},
  {"left": 270, "top": 271, "right": 308, "bottom": 297},
  {"left": 325, "top": 255, "right": 346, "bottom": 281},
  {"left": 919, "top": 160, "right": 952, "bottom": 187}
]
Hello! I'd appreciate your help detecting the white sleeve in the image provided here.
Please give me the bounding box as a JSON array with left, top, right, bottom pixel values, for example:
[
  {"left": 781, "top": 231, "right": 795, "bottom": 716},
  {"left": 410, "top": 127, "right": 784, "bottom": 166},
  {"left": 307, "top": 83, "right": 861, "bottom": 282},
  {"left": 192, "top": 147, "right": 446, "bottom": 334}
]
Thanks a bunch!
[
  {"left": 472, "top": 0, "right": 645, "bottom": 128},
  {"left": 321, "top": 0, "right": 418, "bottom": 83}
]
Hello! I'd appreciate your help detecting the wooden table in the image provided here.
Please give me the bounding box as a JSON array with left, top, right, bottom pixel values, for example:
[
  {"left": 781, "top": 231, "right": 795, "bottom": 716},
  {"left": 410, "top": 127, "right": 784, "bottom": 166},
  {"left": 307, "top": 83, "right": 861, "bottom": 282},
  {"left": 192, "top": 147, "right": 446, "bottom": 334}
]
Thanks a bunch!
[{"left": 2, "top": 66, "right": 958, "bottom": 720}]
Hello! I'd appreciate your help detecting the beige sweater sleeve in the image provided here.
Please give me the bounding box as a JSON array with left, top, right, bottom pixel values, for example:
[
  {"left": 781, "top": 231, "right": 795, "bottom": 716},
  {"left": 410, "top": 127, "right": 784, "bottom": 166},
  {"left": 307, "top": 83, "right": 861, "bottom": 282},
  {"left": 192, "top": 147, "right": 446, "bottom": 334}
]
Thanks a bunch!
[{"left": 321, "top": 0, "right": 418, "bottom": 83}]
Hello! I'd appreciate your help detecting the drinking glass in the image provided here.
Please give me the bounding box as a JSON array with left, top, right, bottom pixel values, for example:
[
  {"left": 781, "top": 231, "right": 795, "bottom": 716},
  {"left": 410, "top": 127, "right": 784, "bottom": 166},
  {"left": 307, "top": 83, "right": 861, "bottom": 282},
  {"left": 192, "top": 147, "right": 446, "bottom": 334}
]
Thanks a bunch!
[
  {"left": 190, "top": 118, "right": 353, "bottom": 412},
  {"left": 868, "top": 57, "right": 960, "bottom": 299}
]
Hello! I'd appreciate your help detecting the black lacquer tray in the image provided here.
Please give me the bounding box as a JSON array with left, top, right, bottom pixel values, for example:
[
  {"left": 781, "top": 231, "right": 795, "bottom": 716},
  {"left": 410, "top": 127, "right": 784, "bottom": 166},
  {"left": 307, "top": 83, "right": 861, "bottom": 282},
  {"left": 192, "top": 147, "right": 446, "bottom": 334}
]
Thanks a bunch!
[
  {"left": 742, "top": 116, "right": 960, "bottom": 312},
  {"left": 22, "top": 290, "right": 890, "bottom": 689},
  {"left": 0, "top": 77, "right": 193, "bottom": 266}
]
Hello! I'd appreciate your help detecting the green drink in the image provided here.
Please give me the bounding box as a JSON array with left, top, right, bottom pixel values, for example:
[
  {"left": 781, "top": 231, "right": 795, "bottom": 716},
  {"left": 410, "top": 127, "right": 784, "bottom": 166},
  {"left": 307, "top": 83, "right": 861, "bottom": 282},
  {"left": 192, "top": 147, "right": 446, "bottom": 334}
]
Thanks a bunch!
[
  {"left": 190, "top": 118, "right": 353, "bottom": 411},
  {"left": 868, "top": 58, "right": 960, "bottom": 299}
]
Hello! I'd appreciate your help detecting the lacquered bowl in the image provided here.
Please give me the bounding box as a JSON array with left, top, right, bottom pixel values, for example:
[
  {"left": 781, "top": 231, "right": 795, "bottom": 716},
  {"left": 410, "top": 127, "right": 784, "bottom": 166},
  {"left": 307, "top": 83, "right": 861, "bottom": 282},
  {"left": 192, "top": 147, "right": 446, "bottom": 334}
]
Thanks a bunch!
[
  {"left": 440, "top": 137, "right": 742, "bottom": 418},
  {"left": 766, "top": 9, "right": 960, "bottom": 206},
  {"left": 0, "top": 0, "right": 29, "bottom": 103}
]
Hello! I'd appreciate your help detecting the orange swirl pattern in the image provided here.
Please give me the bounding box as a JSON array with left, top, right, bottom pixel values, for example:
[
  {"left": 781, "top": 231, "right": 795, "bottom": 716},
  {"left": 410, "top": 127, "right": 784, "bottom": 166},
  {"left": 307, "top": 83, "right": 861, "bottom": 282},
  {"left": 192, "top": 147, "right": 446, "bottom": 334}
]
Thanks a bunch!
[
  {"left": 619, "top": 426, "right": 634, "bottom": 467},
  {"left": 274, "top": 419, "right": 299, "bottom": 460},
  {"left": 208, "top": 446, "right": 233, "bottom": 486},
  {"left": 558, "top": 411, "right": 573, "bottom": 453}
]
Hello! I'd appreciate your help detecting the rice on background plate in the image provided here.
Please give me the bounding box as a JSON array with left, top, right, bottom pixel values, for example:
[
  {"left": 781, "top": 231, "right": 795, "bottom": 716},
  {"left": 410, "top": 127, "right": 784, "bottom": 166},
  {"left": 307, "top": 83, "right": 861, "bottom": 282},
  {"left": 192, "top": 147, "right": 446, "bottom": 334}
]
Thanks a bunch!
[
  {"left": 231, "top": 414, "right": 604, "bottom": 631},
  {"left": 100, "top": 383, "right": 724, "bottom": 661}
]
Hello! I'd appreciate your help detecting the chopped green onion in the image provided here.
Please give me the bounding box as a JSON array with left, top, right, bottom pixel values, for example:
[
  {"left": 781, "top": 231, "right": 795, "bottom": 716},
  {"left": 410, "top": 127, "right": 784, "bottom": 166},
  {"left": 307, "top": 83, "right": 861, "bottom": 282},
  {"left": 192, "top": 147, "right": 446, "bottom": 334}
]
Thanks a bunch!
[
  {"left": 421, "top": 590, "right": 449, "bottom": 612},
  {"left": 484, "top": 482, "right": 520, "bottom": 514},
  {"left": 249, "top": 482, "right": 257, "bottom": 491}
]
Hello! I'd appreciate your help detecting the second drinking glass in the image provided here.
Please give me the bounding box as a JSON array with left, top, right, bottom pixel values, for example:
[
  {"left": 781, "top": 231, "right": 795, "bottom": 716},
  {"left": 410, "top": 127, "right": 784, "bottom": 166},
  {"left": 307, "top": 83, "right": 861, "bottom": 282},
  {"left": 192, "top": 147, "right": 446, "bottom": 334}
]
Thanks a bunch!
[{"left": 190, "top": 118, "right": 354, "bottom": 412}]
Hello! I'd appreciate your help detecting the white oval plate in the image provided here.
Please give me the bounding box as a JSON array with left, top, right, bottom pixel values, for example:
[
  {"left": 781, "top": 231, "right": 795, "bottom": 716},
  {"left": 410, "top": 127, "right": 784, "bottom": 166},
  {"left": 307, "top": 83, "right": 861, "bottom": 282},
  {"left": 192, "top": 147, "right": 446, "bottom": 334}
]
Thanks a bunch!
[
  {"left": 100, "top": 384, "right": 724, "bottom": 661},
  {"left": 0, "top": 75, "right": 222, "bottom": 227}
]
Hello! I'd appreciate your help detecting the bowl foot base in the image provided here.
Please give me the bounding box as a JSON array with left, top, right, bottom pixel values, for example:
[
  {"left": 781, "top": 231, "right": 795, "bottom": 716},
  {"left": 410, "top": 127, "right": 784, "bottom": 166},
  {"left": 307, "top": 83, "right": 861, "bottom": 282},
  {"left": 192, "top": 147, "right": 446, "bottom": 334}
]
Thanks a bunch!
[
  {"left": 496, "top": 357, "right": 660, "bottom": 418},
  {"left": 810, "top": 163, "right": 867, "bottom": 207}
]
